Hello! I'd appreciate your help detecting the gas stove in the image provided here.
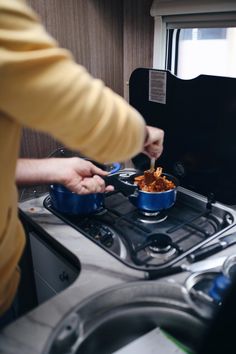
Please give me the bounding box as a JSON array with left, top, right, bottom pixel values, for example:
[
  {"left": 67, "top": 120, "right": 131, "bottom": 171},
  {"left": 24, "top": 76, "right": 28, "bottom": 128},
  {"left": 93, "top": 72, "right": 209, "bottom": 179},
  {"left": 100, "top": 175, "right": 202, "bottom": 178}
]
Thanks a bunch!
[
  {"left": 40, "top": 69, "right": 236, "bottom": 276},
  {"left": 44, "top": 169, "right": 236, "bottom": 274}
]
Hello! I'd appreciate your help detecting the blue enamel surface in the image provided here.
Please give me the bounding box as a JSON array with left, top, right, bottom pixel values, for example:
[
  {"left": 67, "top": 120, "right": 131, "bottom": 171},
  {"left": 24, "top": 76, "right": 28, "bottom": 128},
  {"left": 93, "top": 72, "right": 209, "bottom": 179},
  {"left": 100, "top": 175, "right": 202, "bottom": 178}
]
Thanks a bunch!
[
  {"left": 50, "top": 184, "right": 104, "bottom": 215},
  {"left": 129, "top": 188, "right": 177, "bottom": 212}
]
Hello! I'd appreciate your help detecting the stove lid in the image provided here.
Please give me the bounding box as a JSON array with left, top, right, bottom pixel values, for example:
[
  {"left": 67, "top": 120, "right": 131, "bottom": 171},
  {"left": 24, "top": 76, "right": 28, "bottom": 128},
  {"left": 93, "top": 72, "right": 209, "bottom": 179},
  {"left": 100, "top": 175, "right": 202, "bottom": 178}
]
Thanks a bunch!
[{"left": 129, "top": 68, "right": 236, "bottom": 205}]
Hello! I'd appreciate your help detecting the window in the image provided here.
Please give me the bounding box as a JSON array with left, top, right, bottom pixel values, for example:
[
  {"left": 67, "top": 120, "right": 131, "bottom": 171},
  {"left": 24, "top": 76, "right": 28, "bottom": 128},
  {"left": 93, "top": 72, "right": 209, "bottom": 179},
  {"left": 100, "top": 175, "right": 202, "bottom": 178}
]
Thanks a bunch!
[
  {"left": 170, "top": 27, "right": 236, "bottom": 79},
  {"left": 151, "top": 0, "right": 236, "bottom": 78}
]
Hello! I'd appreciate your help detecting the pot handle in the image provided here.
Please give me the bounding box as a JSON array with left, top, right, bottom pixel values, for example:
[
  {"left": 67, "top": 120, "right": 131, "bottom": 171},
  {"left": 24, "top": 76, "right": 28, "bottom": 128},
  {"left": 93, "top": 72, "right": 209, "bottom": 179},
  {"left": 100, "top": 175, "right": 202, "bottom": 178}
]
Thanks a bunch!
[
  {"left": 103, "top": 175, "right": 138, "bottom": 196},
  {"left": 128, "top": 193, "right": 138, "bottom": 207}
]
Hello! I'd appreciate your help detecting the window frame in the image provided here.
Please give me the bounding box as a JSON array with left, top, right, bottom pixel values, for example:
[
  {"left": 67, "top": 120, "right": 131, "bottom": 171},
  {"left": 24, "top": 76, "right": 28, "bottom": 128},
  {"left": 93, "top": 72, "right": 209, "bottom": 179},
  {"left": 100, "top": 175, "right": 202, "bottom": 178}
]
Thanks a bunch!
[{"left": 150, "top": 0, "right": 236, "bottom": 70}]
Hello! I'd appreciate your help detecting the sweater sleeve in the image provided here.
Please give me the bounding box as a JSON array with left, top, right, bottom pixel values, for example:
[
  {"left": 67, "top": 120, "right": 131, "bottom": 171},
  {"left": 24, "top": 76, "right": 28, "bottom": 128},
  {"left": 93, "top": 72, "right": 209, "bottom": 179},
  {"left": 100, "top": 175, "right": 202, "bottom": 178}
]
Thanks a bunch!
[{"left": 0, "top": 0, "right": 146, "bottom": 163}]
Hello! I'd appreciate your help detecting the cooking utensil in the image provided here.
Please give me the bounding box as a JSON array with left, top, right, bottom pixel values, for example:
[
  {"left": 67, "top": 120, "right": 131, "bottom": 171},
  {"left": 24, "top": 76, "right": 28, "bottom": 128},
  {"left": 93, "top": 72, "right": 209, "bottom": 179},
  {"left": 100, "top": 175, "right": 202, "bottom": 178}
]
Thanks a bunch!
[
  {"left": 146, "top": 256, "right": 227, "bottom": 280},
  {"left": 144, "top": 163, "right": 161, "bottom": 185},
  {"left": 188, "top": 232, "right": 236, "bottom": 262},
  {"left": 150, "top": 157, "right": 155, "bottom": 171},
  {"left": 143, "top": 159, "right": 155, "bottom": 184}
]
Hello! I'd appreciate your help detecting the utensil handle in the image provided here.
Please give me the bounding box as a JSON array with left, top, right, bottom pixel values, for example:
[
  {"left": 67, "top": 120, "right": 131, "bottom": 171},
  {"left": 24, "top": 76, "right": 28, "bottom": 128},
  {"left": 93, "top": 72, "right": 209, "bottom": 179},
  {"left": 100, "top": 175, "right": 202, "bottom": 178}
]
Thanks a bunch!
[
  {"left": 146, "top": 265, "right": 183, "bottom": 280},
  {"left": 103, "top": 175, "right": 138, "bottom": 196},
  {"left": 150, "top": 157, "right": 156, "bottom": 171},
  {"left": 188, "top": 243, "right": 224, "bottom": 262}
]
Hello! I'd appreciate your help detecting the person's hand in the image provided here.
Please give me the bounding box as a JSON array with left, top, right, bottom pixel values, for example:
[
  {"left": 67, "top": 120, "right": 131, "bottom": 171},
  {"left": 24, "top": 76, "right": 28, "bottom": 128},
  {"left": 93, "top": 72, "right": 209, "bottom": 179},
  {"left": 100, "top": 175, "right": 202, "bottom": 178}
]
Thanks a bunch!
[
  {"left": 53, "top": 157, "right": 115, "bottom": 195},
  {"left": 16, "top": 157, "right": 114, "bottom": 195},
  {"left": 143, "top": 125, "right": 164, "bottom": 159}
]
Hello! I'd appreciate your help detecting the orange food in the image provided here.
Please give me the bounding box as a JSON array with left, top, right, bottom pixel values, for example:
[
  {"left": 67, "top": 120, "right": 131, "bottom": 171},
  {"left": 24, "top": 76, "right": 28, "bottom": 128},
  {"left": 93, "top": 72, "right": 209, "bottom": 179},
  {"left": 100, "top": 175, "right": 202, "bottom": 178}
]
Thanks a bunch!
[{"left": 134, "top": 167, "right": 176, "bottom": 192}]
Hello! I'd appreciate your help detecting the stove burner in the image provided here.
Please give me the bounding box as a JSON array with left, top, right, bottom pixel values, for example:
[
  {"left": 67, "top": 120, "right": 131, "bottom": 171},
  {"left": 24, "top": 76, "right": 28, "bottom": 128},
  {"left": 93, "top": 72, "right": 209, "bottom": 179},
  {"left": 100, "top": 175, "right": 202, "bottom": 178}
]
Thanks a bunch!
[
  {"left": 149, "top": 243, "right": 172, "bottom": 253},
  {"left": 138, "top": 211, "right": 168, "bottom": 224},
  {"left": 140, "top": 210, "right": 160, "bottom": 217},
  {"left": 94, "top": 208, "right": 107, "bottom": 216},
  {"left": 146, "top": 234, "right": 177, "bottom": 259},
  {"left": 147, "top": 234, "right": 172, "bottom": 252}
]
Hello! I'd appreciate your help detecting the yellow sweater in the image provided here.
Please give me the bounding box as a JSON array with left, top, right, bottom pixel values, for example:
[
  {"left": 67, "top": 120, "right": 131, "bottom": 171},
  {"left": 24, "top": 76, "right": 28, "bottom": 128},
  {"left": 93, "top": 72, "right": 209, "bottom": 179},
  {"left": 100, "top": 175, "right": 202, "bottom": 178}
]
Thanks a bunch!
[{"left": 0, "top": 0, "right": 146, "bottom": 315}]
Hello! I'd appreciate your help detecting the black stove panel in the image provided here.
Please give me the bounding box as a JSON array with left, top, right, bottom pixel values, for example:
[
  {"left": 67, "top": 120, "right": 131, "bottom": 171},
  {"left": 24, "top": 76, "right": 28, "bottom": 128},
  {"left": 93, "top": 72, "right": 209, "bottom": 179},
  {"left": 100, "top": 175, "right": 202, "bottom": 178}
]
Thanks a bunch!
[{"left": 129, "top": 68, "right": 236, "bottom": 205}]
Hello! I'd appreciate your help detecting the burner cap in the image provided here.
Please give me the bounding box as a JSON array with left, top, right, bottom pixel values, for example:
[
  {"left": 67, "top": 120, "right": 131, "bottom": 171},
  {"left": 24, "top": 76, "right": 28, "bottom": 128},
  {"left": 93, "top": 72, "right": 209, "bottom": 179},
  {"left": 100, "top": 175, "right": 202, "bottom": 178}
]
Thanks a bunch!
[
  {"left": 140, "top": 210, "right": 160, "bottom": 217},
  {"left": 146, "top": 233, "right": 178, "bottom": 260},
  {"left": 138, "top": 211, "right": 168, "bottom": 224},
  {"left": 147, "top": 234, "right": 173, "bottom": 253}
]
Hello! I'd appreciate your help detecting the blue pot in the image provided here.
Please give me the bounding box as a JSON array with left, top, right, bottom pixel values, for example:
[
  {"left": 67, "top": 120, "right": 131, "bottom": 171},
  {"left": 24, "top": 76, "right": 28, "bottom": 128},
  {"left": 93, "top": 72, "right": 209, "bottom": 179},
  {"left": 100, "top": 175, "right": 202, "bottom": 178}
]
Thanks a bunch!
[
  {"left": 110, "top": 172, "right": 178, "bottom": 213},
  {"left": 129, "top": 186, "right": 177, "bottom": 212},
  {"left": 49, "top": 162, "right": 121, "bottom": 215},
  {"left": 49, "top": 184, "right": 105, "bottom": 215},
  {"left": 128, "top": 173, "right": 179, "bottom": 212}
]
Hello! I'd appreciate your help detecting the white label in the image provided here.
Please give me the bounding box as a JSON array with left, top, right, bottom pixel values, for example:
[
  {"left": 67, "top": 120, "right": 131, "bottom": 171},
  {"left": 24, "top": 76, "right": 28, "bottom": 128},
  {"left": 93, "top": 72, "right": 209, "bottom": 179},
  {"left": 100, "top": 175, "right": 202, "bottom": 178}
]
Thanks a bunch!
[{"left": 149, "top": 70, "right": 167, "bottom": 104}]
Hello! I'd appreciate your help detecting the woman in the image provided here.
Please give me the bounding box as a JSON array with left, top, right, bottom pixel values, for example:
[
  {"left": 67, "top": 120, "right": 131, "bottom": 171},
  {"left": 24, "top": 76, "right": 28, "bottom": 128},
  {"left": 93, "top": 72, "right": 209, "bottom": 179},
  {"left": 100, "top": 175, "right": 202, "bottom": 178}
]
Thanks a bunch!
[{"left": 0, "top": 0, "right": 164, "bottom": 324}]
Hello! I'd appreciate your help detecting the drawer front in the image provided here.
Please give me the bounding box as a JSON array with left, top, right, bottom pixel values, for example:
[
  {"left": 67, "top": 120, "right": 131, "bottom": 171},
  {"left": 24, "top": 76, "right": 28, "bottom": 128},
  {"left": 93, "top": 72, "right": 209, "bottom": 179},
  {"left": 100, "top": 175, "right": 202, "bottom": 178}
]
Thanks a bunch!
[{"left": 29, "top": 232, "right": 78, "bottom": 293}]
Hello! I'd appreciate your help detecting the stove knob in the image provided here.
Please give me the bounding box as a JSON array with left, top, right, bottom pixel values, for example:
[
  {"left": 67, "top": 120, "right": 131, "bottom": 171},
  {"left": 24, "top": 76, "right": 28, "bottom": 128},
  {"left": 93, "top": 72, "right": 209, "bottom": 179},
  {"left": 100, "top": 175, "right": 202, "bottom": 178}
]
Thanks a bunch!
[
  {"left": 89, "top": 226, "right": 100, "bottom": 238},
  {"left": 99, "top": 228, "right": 114, "bottom": 247}
]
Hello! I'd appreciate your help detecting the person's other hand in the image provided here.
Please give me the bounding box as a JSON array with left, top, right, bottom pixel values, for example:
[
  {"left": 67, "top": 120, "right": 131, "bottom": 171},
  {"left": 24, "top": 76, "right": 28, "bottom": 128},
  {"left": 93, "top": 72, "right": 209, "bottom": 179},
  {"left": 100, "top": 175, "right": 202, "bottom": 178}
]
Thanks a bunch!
[
  {"left": 55, "top": 157, "right": 115, "bottom": 195},
  {"left": 143, "top": 125, "right": 164, "bottom": 160}
]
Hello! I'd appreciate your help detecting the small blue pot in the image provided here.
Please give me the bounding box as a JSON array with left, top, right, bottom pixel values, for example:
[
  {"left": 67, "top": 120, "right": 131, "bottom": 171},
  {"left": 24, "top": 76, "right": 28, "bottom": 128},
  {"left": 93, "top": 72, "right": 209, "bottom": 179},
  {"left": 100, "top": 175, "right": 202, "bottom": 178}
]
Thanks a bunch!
[
  {"left": 128, "top": 173, "right": 179, "bottom": 212},
  {"left": 100, "top": 172, "right": 179, "bottom": 213},
  {"left": 129, "top": 187, "right": 177, "bottom": 212}
]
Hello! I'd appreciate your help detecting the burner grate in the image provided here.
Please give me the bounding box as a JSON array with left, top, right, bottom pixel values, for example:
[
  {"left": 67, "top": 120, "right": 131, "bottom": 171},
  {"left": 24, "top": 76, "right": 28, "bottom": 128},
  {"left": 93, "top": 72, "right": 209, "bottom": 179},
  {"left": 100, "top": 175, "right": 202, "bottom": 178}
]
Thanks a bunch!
[{"left": 43, "top": 186, "right": 236, "bottom": 272}]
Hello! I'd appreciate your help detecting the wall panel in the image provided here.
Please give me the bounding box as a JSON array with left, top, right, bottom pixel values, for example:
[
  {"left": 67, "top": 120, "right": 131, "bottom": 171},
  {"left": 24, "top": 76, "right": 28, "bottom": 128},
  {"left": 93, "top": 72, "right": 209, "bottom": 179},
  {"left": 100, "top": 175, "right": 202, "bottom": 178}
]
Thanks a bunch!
[
  {"left": 20, "top": 0, "right": 123, "bottom": 159},
  {"left": 123, "top": 0, "right": 154, "bottom": 100}
]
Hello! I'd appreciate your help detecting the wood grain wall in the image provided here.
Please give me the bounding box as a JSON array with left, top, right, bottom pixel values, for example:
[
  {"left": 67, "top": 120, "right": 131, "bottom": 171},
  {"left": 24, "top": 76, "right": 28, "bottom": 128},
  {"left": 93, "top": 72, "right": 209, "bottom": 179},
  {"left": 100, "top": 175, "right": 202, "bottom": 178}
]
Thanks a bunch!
[
  {"left": 123, "top": 0, "right": 154, "bottom": 100},
  {"left": 21, "top": 0, "right": 124, "bottom": 158},
  {"left": 20, "top": 0, "right": 154, "bottom": 159}
]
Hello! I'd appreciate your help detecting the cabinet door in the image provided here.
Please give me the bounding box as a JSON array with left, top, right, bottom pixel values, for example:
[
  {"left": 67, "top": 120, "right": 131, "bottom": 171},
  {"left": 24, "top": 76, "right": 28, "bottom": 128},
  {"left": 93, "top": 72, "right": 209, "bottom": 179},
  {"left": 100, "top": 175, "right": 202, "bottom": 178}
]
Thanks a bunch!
[
  {"left": 34, "top": 271, "right": 57, "bottom": 303},
  {"left": 29, "top": 232, "right": 79, "bottom": 295}
]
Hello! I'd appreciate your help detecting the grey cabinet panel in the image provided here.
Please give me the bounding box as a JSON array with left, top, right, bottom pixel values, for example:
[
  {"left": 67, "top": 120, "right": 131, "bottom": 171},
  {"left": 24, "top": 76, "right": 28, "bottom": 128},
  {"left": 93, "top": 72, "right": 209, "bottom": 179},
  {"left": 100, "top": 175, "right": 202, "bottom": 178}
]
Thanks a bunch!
[
  {"left": 29, "top": 232, "right": 78, "bottom": 294},
  {"left": 34, "top": 271, "right": 57, "bottom": 304}
]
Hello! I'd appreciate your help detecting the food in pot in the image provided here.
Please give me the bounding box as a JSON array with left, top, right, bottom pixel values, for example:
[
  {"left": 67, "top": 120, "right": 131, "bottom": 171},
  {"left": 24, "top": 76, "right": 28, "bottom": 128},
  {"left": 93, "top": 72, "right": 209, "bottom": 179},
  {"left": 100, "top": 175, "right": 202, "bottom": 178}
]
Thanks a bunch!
[{"left": 134, "top": 167, "right": 176, "bottom": 192}]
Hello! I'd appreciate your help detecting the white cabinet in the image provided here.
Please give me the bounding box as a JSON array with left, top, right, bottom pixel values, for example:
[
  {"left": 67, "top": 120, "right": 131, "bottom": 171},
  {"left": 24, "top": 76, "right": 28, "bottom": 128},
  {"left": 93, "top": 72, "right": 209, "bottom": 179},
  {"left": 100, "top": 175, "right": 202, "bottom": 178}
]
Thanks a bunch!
[{"left": 29, "top": 232, "right": 79, "bottom": 304}]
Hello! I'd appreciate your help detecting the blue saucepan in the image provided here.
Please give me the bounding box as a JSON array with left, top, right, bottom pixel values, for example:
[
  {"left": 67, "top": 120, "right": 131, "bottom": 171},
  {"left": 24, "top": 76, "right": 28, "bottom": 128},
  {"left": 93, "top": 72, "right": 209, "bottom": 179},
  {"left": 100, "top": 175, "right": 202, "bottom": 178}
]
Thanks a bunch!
[
  {"left": 106, "top": 172, "right": 179, "bottom": 213},
  {"left": 49, "top": 162, "right": 120, "bottom": 215}
]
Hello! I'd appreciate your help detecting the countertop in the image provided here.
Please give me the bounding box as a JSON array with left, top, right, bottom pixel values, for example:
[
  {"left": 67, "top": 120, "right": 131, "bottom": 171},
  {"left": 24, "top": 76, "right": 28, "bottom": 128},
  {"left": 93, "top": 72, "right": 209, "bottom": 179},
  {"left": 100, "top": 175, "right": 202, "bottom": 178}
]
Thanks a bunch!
[{"left": 0, "top": 194, "right": 236, "bottom": 354}]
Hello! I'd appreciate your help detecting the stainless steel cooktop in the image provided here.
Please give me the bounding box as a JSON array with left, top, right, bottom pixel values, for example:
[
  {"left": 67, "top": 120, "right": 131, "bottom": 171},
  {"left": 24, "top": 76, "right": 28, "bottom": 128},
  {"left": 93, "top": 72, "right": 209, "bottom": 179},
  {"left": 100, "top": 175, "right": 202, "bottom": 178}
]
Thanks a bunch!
[{"left": 44, "top": 169, "right": 236, "bottom": 274}]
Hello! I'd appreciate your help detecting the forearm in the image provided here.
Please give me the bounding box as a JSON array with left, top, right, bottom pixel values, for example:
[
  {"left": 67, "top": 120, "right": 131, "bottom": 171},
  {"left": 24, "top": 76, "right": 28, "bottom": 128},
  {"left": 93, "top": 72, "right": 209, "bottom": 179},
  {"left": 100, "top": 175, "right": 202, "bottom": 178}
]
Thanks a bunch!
[
  {"left": 15, "top": 157, "right": 115, "bottom": 194},
  {"left": 16, "top": 158, "right": 59, "bottom": 185}
]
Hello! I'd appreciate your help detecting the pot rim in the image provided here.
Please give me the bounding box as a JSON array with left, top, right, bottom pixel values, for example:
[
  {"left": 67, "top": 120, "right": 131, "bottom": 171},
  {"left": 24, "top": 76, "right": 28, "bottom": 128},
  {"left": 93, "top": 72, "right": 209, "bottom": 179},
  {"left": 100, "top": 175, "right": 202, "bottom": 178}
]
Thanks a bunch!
[
  {"left": 49, "top": 184, "right": 104, "bottom": 196},
  {"left": 131, "top": 172, "right": 179, "bottom": 195}
]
